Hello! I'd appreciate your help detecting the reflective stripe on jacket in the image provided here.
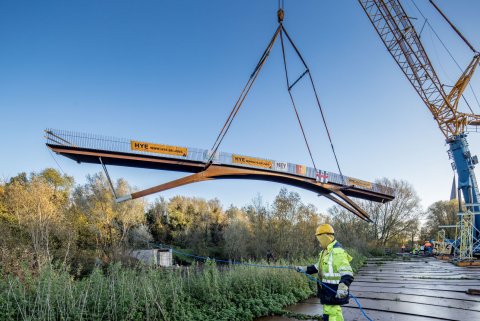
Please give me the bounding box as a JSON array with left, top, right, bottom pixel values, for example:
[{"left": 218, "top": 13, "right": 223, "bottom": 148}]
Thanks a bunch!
[{"left": 306, "top": 240, "right": 354, "bottom": 305}]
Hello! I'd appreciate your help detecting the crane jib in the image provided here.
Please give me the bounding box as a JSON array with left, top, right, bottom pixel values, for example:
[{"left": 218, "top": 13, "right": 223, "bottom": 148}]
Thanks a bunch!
[{"left": 358, "top": 0, "right": 480, "bottom": 249}]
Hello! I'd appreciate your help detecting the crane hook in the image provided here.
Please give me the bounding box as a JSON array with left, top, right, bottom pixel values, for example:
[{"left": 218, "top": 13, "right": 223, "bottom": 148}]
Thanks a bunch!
[{"left": 277, "top": 8, "right": 284, "bottom": 23}]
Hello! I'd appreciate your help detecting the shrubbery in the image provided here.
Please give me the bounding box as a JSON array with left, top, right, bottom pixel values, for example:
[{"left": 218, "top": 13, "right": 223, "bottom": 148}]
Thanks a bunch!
[
  {"left": 0, "top": 263, "right": 315, "bottom": 321},
  {"left": 0, "top": 247, "right": 367, "bottom": 321}
]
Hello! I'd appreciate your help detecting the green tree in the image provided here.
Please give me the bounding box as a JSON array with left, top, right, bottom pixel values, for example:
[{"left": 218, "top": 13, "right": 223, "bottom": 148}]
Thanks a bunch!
[
  {"left": 73, "top": 173, "right": 146, "bottom": 262},
  {"left": 270, "top": 188, "right": 322, "bottom": 259},
  {"left": 3, "top": 169, "right": 74, "bottom": 267},
  {"left": 146, "top": 197, "right": 170, "bottom": 243},
  {"left": 243, "top": 195, "right": 270, "bottom": 259},
  {"left": 223, "top": 206, "right": 250, "bottom": 259},
  {"left": 424, "top": 200, "right": 458, "bottom": 239}
]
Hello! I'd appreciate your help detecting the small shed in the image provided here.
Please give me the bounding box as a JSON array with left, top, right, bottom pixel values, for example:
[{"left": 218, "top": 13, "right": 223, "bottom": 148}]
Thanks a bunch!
[{"left": 130, "top": 248, "right": 172, "bottom": 267}]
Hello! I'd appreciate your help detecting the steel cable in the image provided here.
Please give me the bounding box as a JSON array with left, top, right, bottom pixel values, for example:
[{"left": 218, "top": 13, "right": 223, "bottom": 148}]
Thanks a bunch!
[
  {"left": 281, "top": 26, "right": 346, "bottom": 183},
  {"left": 279, "top": 28, "right": 318, "bottom": 172},
  {"left": 207, "top": 13, "right": 346, "bottom": 186},
  {"left": 410, "top": 0, "right": 480, "bottom": 112},
  {"left": 47, "top": 148, "right": 66, "bottom": 175},
  {"left": 206, "top": 26, "right": 281, "bottom": 166}
]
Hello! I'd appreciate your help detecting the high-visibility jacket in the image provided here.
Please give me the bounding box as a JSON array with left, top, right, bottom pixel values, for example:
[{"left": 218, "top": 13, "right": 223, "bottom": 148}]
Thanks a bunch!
[{"left": 306, "top": 240, "right": 354, "bottom": 305}]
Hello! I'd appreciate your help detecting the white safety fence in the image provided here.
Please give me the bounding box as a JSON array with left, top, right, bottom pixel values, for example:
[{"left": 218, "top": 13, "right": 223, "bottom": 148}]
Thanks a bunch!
[{"left": 45, "top": 129, "right": 394, "bottom": 196}]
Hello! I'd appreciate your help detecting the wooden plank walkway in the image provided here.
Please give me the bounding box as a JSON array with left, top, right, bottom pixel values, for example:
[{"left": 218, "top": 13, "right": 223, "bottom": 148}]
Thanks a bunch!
[{"left": 257, "top": 257, "right": 480, "bottom": 321}]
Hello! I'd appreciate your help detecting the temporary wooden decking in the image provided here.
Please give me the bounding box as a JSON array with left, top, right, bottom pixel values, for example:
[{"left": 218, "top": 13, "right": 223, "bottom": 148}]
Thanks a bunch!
[{"left": 258, "top": 257, "right": 480, "bottom": 321}]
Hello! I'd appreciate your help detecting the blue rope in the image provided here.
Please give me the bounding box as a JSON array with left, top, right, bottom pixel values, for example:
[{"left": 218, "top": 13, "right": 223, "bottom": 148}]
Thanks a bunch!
[
  {"left": 170, "top": 248, "right": 373, "bottom": 321},
  {"left": 299, "top": 271, "right": 372, "bottom": 321}
]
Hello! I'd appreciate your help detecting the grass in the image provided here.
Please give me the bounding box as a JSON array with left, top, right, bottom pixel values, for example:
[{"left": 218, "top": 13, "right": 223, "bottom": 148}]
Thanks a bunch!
[
  {"left": 0, "top": 247, "right": 367, "bottom": 321},
  {"left": 0, "top": 262, "right": 315, "bottom": 321}
]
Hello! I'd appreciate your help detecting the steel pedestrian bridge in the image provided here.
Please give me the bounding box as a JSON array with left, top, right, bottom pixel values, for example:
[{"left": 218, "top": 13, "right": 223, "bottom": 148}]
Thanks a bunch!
[{"left": 45, "top": 129, "right": 394, "bottom": 222}]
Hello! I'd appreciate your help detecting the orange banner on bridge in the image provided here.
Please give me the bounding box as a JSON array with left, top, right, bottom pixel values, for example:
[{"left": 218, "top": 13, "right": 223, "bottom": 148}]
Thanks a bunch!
[
  {"left": 296, "top": 165, "right": 306, "bottom": 175},
  {"left": 348, "top": 177, "right": 372, "bottom": 189},
  {"left": 130, "top": 140, "right": 188, "bottom": 157},
  {"left": 232, "top": 154, "right": 273, "bottom": 169}
]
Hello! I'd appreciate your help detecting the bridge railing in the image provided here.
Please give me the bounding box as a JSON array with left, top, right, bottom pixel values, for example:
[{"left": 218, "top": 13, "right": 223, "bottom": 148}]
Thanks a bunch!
[{"left": 45, "top": 129, "right": 394, "bottom": 197}]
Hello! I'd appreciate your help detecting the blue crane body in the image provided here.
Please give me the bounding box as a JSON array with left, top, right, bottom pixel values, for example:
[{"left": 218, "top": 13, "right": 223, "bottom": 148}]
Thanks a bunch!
[{"left": 448, "top": 134, "right": 480, "bottom": 238}]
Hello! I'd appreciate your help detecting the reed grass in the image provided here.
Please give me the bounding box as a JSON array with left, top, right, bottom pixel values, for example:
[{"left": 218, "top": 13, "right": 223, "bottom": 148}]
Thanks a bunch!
[
  {"left": 0, "top": 248, "right": 365, "bottom": 321},
  {"left": 0, "top": 262, "right": 313, "bottom": 321}
]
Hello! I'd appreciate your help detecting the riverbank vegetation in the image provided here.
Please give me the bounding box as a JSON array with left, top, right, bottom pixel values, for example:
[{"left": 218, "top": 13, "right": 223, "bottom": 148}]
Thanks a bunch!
[
  {"left": 0, "top": 168, "right": 428, "bottom": 320},
  {"left": 0, "top": 251, "right": 369, "bottom": 321},
  {"left": 0, "top": 263, "right": 314, "bottom": 321}
]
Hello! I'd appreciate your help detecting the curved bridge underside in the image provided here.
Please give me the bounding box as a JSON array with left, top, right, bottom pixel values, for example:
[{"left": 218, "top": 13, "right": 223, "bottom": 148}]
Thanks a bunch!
[{"left": 47, "top": 144, "right": 394, "bottom": 222}]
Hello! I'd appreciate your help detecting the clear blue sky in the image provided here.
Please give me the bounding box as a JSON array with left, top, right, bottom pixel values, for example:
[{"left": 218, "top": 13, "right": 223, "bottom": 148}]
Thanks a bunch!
[{"left": 1, "top": 0, "right": 480, "bottom": 213}]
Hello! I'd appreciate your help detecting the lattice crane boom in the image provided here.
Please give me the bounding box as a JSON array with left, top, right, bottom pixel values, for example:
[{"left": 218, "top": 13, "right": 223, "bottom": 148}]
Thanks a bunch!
[
  {"left": 358, "top": 0, "right": 480, "bottom": 138},
  {"left": 358, "top": 0, "right": 480, "bottom": 247}
]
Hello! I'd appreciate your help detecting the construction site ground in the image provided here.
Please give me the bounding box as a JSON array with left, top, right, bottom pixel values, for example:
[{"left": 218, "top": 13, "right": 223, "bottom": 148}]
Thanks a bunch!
[{"left": 257, "top": 257, "right": 480, "bottom": 321}]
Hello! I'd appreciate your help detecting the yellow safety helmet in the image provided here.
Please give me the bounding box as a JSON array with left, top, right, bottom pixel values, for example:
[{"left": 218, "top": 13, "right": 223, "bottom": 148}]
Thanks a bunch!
[{"left": 315, "top": 223, "right": 334, "bottom": 236}]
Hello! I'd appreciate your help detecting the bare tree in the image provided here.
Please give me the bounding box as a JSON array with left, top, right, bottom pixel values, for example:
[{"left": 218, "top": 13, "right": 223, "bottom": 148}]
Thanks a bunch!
[{"left": 330, "top": 178, "right": 422, "bottom": 249}]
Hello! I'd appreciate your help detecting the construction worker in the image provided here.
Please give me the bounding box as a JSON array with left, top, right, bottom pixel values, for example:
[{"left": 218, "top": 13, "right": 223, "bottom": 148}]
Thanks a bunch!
[
  {"left": 425, "top": 241, "right": 433, "bottom": 255},
  {"left": 296, "top": 224, "right": 354, "bottom": 321},
  {"left": 412, "top": 244, "right": 419, "bottom": 255}
]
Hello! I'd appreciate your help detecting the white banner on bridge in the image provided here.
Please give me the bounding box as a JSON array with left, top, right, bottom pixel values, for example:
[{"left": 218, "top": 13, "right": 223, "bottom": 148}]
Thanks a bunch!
[{"left": 275, "top": 161, "right": 288, "bottom": 172}]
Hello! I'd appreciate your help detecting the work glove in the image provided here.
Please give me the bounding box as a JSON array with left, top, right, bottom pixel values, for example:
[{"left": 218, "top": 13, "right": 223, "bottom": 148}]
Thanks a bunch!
[
  {"left": 335, "top": 282, "right": 349, "bottom": 299},
  {"left": 295, "top": 266, "right": 306, "bottom": 273}
]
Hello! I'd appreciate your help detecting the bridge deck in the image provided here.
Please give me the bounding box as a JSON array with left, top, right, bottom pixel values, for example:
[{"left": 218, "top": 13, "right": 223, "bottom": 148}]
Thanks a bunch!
[{"left": 45, "top": 129, "right": 394, "bottom": 215}]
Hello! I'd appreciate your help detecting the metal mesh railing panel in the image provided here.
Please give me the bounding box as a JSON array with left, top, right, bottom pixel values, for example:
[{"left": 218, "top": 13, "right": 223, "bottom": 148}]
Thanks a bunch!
[{"left": 45, "top": 129, "right": 394, "bottom": 196}]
